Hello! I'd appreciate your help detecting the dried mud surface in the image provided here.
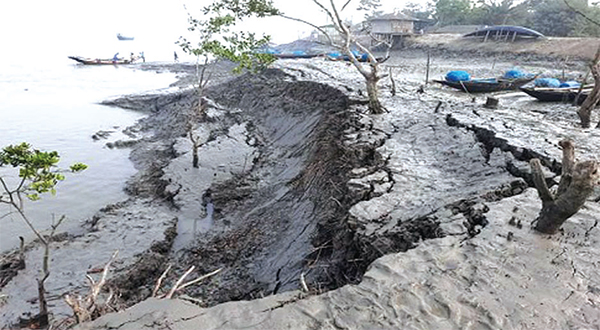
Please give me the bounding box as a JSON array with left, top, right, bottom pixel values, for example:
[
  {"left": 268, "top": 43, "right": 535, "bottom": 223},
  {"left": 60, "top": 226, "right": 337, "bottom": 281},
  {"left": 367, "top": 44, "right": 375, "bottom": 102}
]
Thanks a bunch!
[{"left": 2, "top": 38, "right": 600, "bottom": 329}]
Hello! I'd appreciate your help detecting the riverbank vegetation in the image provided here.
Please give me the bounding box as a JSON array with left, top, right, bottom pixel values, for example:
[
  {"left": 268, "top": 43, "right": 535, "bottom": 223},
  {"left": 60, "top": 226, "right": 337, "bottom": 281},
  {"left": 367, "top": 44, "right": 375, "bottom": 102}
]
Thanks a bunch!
[
  {"left": 403, "top": 0, "right": 600, "bottom": 37},
  {"left": 0, "top": 143, "right": 86, "bottom": 328}
]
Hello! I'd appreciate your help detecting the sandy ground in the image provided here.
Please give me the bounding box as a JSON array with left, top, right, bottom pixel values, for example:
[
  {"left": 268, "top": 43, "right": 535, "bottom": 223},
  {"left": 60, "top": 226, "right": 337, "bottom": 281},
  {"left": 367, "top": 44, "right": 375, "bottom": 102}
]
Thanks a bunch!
[{"left": 2, "top": 36, "right": 600, "bottom": 329}]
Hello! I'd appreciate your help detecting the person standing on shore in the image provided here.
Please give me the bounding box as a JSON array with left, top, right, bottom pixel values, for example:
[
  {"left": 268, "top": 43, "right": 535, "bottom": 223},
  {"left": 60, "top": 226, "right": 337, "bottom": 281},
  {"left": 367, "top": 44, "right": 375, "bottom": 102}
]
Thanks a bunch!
[{"left": 174, "top": 51, "right": 178, "bottom": 62}]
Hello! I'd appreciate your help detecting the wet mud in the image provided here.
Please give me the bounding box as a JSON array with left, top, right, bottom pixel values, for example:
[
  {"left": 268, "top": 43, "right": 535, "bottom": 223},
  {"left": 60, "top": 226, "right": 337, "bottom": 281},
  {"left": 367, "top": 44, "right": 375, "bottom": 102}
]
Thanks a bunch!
[{"left": 2, "top": 45, "right": 599, "bottom": 329}]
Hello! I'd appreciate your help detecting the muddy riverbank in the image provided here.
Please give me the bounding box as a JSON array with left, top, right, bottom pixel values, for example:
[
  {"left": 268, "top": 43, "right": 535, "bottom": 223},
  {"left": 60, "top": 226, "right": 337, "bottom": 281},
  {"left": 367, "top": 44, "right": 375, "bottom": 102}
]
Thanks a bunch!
[{"left": 2, "top": 40, "right": 600, "bottom": 329}]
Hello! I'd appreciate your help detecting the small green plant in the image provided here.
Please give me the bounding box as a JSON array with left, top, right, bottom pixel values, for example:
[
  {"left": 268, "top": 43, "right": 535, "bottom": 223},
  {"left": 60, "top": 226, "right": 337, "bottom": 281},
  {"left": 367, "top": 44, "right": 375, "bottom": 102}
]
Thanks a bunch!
[
  {"left": 177, "top": 1, "right": 279, "bottom": 168},
  {"left": 0, "top": 142, "right": 87, "bottom": 327}
]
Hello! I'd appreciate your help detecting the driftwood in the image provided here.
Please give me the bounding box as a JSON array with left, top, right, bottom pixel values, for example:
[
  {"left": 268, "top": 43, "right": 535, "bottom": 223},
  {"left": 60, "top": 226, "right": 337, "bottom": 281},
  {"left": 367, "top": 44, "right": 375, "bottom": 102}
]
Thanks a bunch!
[
  {"left": 152, "top": 265, "right": 222, "bottom": 299},
  {"left": 64, "top": 250, "right": 119, "bottom": 323},
  {"left": 530, "top": 140, "right": 599, "bottom": 234}
]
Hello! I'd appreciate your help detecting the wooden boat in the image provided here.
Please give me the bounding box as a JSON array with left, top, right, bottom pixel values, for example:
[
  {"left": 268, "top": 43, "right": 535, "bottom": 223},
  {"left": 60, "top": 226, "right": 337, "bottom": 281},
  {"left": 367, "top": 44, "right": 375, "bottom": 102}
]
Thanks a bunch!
[
  {"left": 433, "top": 76, "right": 536, "bottom": 93},
  {"left": 68, "top": 56, "right": 136, "bottom": 65},
  {"left": 519, "top": 85, "right": 593, "bottom": 104},
  {"left": 464, "top": 25, "right": 544, "bottom": 40},
  {"left": 117, "top": 33, "right": 134, "bottom": 41},
  {"left": 273, "top": 53, "right": 321, "bottom": 59}
]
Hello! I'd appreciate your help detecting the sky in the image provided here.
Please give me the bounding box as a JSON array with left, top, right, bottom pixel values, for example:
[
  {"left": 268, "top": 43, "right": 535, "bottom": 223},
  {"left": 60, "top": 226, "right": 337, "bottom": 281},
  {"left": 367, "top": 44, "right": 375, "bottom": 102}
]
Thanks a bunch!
[{"left": 0, "top": 0, "right": 413, "bottom": 49}]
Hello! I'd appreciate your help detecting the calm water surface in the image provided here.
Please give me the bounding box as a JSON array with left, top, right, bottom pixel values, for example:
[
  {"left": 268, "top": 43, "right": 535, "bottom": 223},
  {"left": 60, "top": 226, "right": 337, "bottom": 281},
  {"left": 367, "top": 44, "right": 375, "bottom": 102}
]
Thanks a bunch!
[{"left": 0, "top": 54, "right": 178, "bottom": 252}]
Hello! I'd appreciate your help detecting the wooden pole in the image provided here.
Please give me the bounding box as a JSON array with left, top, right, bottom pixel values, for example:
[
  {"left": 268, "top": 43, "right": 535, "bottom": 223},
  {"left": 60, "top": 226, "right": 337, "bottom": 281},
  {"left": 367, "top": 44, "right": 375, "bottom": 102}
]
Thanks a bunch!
[
  {"left": 562, "top": 56, "right": 569, "bottom": 81},
  {"left": 573, "top": 69, "right": 590, "bottom": 105},
  {"left": 425, "top": 51, "right": 431, "bottom": 85}
]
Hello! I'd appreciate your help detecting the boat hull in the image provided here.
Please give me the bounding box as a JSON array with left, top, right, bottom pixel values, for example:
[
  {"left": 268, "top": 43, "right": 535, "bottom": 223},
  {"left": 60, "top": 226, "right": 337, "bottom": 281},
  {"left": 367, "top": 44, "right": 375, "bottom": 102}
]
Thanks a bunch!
[
  {"left": 68, "top": 56, "right": 135, "bottom": 65},
  {"left": 434, "top": 76, "right": 535, "bottom": 93},
  {"left": 519, "top": 86, "right": 592, "bottom": 104}
]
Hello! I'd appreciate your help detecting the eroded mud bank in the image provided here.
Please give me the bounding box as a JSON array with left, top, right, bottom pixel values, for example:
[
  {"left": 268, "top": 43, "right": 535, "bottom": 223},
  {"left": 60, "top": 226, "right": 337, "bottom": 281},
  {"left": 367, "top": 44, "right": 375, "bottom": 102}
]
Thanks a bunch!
[
  {"left": 80, "top": 53, "right": 599, "bottom": 329},
  {"left": 3, "top": 47, "right": 599, "bottom": 329}
]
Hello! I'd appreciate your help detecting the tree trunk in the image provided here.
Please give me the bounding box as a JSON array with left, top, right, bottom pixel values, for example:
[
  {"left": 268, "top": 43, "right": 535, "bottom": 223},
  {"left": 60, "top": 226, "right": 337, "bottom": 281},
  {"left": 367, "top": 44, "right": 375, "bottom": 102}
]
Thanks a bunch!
[
  {"left": 192, "top": 146, "right": 199, "bottom": 169},
  {"left": 578, "top": 46, "right": 600, "bottom": 128},
  {"left": 530, "top": 140, "right": 599, "bottom": 234},
  {"left": 37, "top": 277, "right": 49, "bottom": 328},
  {"left": 366, "top": 76, "right": 384, "bottom": 114},
  {"left": 578, "top": 77, "right": 600, "bottom": 128},
  {"left": 189, "top": 131, "right": 200, "bottom": 168}
]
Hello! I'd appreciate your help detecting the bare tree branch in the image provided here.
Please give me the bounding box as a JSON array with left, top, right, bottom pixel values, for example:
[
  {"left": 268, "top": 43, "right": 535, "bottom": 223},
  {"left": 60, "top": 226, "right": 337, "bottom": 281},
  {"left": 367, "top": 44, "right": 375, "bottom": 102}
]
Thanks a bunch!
[
  {"left": 530, "top": 159, "right": 554, "bottom": 202},
  {"left": 175, "top": 268, "right": 222, "bottom": 292},
  {"left": 166, "top": 266, "right": 195, "bottom": 299},
  {"left": 312, "top": 0, "right": 338, "bottom": 28},
  {"left": 278, "top": 14, "right": 338, "bottom": 46},
  {"left": 563, "top": 0, "right": 600, "bottom": 28},
  {"left": 152, "top": 264, "right": 172, "bottom": 297},
  {"left": 341, "top": 0, "right": 353, "bottom": 11}
]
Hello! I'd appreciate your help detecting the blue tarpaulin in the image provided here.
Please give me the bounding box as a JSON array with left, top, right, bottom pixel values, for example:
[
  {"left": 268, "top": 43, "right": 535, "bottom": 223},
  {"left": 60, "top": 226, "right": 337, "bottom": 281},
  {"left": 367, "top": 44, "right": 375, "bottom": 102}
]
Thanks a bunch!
[
  {"left": 559, "top": 81, "right": 581, "bottom": 88},
  {"left": 535, "top": 78, "right": 561, "bottom": 88},
  {"left": 446, "top": 71, "right": 471, "bottom": 82},
  {"left": 503, "top": 69, "right": 526, "bottom": 79}
]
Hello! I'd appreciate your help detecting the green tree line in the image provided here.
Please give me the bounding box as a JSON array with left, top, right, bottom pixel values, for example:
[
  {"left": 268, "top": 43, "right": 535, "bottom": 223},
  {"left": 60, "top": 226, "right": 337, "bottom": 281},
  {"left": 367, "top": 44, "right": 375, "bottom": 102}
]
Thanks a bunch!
[{"left": 402, "top": 0, "right": 600, "bottom": 37}]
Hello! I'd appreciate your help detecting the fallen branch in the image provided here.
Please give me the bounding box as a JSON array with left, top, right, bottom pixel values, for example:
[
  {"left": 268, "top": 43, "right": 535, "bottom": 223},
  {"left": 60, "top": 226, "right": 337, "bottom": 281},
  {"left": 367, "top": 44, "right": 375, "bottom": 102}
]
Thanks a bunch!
[
  {"left": 300, "top": 272, "right": 309, "bottom": 293},
  {"left": 64, "top": 250, "right": 119, "bottom": 323},
  {"left": 155, "top": 266, "right": 222, "bottom": 299},
  {"left": 175, "top": 268, "right": 222, "bottom": 293},
  {"left": 166, "top": 266, "right": 195, "bottom": 299},
  {"left": 152, "top": 264, "right": 172, "bottom": 297}
]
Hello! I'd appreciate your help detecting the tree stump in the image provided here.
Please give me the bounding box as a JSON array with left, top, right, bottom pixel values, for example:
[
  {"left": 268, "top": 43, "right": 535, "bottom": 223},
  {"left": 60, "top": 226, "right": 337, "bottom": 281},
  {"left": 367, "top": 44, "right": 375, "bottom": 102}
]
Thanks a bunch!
[
  {"left": 530, "top": 140, "right": 599, "bottom": 234},
  {"left": 484, "top": 97, "right": 499, "bottom": 109}
]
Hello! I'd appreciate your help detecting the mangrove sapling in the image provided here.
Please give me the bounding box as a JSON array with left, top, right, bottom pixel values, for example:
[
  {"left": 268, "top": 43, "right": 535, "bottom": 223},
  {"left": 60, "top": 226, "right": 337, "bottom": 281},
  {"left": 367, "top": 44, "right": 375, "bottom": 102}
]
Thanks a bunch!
[
  {"left": 0, "top": 142, "right": 87, "bottom": 327},
  {"left": 275, "top": 0, "right": 392, "bottom": 114},
  {"left": 530, "top": 140, "right": 600, "bottom": 234},
  {"left": 178, "top": 4, "right": 276, "bottom": 168}
]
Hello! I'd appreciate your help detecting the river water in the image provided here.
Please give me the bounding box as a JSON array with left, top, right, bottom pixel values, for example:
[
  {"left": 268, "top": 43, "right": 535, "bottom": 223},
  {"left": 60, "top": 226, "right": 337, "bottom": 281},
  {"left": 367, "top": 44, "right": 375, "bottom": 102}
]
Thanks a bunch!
[{"left": 0, "top": 41, "right": 179, "bottom": 252}]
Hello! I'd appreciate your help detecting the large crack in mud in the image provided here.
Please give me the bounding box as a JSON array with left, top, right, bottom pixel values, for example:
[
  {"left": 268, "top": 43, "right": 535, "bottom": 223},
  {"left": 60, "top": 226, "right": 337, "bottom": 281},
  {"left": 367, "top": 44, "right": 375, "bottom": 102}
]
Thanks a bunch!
[
  {"left": 103, "top": 59, "right": 550, "bottom": 312},
  {"left": 102, "top": 67, "right": 451, "bottom": 309}
]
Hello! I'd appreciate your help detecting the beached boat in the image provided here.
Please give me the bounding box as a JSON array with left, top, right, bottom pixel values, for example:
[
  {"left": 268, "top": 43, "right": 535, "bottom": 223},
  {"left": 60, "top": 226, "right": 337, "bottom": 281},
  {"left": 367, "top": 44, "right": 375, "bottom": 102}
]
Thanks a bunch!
[
  {"left": 68, "top": 56, "right": 136, "bottom": 65},
  {"left": 434, "top": 76, "right": 536, "bottom": 93},
  {"left": 519, "top": 85, "right": 593, "bottom": 104},
  {"left": 463, "top": 25, "right": 544, "bottom": 40},
  {"left": 273, "top": 53, "right": 321, "bottom": 59},
  {"left": 117, "top": 33, "right": 134, "bottom": 41}
]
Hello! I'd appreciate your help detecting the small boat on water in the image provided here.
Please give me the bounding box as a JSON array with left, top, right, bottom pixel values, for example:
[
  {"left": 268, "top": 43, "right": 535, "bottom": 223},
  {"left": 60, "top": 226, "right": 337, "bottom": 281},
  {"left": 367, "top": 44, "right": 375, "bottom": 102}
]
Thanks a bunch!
[
  {"left": 519, "top": 85, "right": 593, "bottom": 104},
  {"left": 68, "top": 56, "right": 136, "bottom": 65},
  {"left": 117, "top": 33, "right": 134, "bottom": 41},
  {"left": 434, "top": 76, "right": 536, "bottom": 93}
]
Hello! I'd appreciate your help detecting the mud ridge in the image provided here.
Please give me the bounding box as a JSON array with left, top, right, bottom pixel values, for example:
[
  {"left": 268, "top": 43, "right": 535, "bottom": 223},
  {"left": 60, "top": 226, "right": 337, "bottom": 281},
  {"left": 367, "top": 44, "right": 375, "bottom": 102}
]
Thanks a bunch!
[
  {"left": 446, "top": 113, "right": 561, "bottom": 184},
  {"left": 161, "top": 69, "right": 382, "bottom": 304},
  {"left": 98, "top": 67, "right": 453, "bottom": 309}
]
